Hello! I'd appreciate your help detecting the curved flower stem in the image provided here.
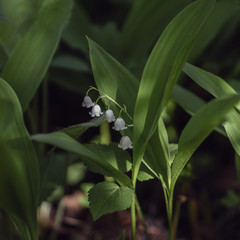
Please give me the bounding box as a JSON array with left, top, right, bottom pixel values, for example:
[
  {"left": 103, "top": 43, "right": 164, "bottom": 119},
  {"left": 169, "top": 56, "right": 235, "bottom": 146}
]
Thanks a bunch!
[{"left": 87, "top": 86, "right": 133, "bottom": 121}]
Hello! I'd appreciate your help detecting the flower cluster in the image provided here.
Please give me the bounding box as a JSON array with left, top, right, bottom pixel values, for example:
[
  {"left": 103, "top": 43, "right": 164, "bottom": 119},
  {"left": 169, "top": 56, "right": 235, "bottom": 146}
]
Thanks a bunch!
[{"left": 82, "top": 89, "right": 133, "bottom": 151}]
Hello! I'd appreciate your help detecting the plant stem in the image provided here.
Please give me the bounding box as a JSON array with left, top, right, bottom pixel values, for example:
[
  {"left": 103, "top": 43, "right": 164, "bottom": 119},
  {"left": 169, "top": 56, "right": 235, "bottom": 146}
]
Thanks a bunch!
[
  {"left": 131, "top": 195, "right": 137, "bottom": 240},
  {"left": 163, "top": 187, "right": 174, "bottom": 240}
]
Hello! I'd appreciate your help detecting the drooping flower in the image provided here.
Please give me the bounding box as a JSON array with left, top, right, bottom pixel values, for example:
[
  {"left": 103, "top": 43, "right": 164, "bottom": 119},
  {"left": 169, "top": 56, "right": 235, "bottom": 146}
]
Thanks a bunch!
[
  {"left": 89, "top": 104, "right": 103, "bottom": 117},
  {"left": 105, "top": 109, "right": 115, "bottom": 123},
  {"left": 82, "top": 96, "right": 94, "bottom": 108},
  {"left": 118, "top": 136, "right": 133, "bottom": 150},
  {"left": 113, "top": 118, "right": 127, "bottom": 131}
]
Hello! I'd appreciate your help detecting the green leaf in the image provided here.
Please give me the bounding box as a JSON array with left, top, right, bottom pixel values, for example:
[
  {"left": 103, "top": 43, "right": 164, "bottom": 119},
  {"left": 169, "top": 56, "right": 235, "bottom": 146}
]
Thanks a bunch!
[
  {"left": 143, "top": 118, "right": 170, "bottom": 186},
  {"left": 0, "top": 22, "right": 19, "bottom": 55},
  {"left": 31, "top": 132, "right": 133, "bottom": 187},
  {"left": 121, "top": 0, "right": 191, "bottom": 73},
  {"left": 88, "top": 182, "right": 133, "bottom": 220},
  {"left": 88, "top": 37, "right": 139, "bottom": 117},
  {"left": 172, "top": 84, "right": 206, "bottom": 116},
  {"left": 183, "top": 63, "right": 240, "bottom": 155},
  {"left": 137, "top": 164, "right": 155, "bottom": 182},
  {"left": 171, "top": 95, "right": 240, "bottom": 187},
  {"left": 0, "top": 78, "right": 39, "bottom": 240},
  {"left": 62, "top": 115, "right": 105, "bottom": 139},
  {"left": 0, "top": 0, "right": 40, "bottom": 38},
  {"left": 1, "top": 0, "right": 73, "bottom": 111},
  {"left": 133, "top": 0, "right": 215, "bottom": 183},
  {"left": 183, "top": 63, "right": 237, "bottom": 100},
  {"left": 83, "top": 143, "right": 132, "bottom": 175}
]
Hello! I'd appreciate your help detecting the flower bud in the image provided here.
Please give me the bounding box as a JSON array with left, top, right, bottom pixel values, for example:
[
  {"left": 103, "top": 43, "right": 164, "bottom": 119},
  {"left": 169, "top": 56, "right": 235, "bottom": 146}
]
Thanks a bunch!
[
  {"left": 105, "top": 109, "right": 115, "bottom": 123},
  {"left": 113, "top": 118, "right": 127, "bottom": 131},
  {"left": 118, "top": 136, "right": 133, "bottom": 150},
  {"left": 82, "top": 96, "right": 94, "bottom": 108},
  {"left": 89, "top": 104, "right": 103, "bottom": 117}
]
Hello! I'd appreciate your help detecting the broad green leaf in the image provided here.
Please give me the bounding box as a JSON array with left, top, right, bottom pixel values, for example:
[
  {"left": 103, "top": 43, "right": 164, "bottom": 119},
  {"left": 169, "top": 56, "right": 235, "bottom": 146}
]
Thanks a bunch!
[
  {"left": 183, "top": 63, "right": 240, "bottom": 155},
  {"left": 171, "top": 95, "right": 240, "bottom": 187},
  {"left": 31, "top": 132, "right": 132, "bottom": 187},
  {"left": 223, "top": 111, "right": 240, "bottom": 156},
  {"left": 172, "top": 85, "right": 226, "bottom": 136},
  {"left": 172, "top": 84, "right": 206, "bottom": 115},
  {"left": 0, "top": 0, "right": 40, "bottom": 36},
  {"left": 0, "top": 22, "right": 19, "bottom": 55},
  {"left": 83, "top": 143, "right": 132, "bottom": 175},
  {"left": 62, "top": 115, "right": 105, "bottom": 139},
  {"left": 143, "top": 118, "right": 170, "bottom": 187},
  {"left": 0, "top": 78, "right": 39, "bottom": 240},
  {"left": 183, "top": 63, "right": 237, "bottom": 100},
  {"left": 120, "top": 0, "right": 191, "bottom": 73},
  {"left": 88, "top": 182, "right": 134, "bottom": 220},
  {"left": 88, "top": 37, "right": 139, "bottom": 117},
  {"left": 133, "top": 0, "right": 215, "bottom": 183},
  {"left": 1, "top": 0, "right": 73, "bottom": 111}
]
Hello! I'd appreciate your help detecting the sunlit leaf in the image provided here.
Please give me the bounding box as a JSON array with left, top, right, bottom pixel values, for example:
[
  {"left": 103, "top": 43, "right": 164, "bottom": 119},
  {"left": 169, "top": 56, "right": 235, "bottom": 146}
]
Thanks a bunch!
[
  {"left": 133, "top": 0, "right": 215, "bottom": 183},
  {"left": 88, "top": 182, "right": 133, "bottom": 220},
  {"left": 88, "top": 37, "right": 139, "bottom": 117},
  {"left": 183, "top": 63, "right": 237, "bottom": 100},
  {"left": 183, "top": 63, "right": 240, "bottom": 155},
  {"left": 31, "top": 132, "right": 132, "bottom": 187},
  {"left": 143, "top": 118, "right": 170, "bottom": 186},
  {"left": 171, "top": 95, "right": 240, "bottom": 187},
  {"left": 172, "top": 84, "right": 226, "bottom": 136},
  {"left": 120, "top": 0, "right": 191, "bottom": 74}
]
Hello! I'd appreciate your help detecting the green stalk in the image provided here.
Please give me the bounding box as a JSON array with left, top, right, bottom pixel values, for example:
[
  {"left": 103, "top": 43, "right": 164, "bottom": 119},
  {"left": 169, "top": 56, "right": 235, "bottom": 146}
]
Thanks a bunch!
[
  {"left": 131, "top": 157, "right": 143, "bottom": 240},
  {"left": 163, "top": 187, "right": 174, "bottom": 240},
  {"left": 131, "top": 195, "right": 136, "bottom": 240}
]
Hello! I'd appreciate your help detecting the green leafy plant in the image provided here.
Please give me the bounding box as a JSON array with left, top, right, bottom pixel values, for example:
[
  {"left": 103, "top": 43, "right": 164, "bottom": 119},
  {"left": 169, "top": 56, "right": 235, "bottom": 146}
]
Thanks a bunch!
[
  {"left": 1, "top": 0, "right": 240, "bottom": 239},
  {"left": 32, "top": 0, "right": 240, "bottom": 239}
]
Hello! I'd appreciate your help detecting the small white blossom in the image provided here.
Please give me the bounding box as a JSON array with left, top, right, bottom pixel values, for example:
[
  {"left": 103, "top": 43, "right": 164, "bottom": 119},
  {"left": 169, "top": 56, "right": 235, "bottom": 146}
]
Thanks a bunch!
[
  {"left": 118, "top": 136, "right": 133, "bottom": 150},
  {"left": 82, "top": 96, "right": 94, "bottom": 108},
  {"left": 113, "top": 118, "right": 127, "bottom": 131},
  {"left": 89, "top": 104, "right": 103, "bottom": 117},
  {"left": 105, "top": 109, "right": 115, "bottom": 123}
]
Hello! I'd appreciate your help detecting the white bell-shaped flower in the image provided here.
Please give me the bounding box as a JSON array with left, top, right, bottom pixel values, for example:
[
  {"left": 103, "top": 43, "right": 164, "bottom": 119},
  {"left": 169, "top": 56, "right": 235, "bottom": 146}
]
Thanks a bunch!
[
  {"left": 82, "top": 96, "right": 94, "bottom": 108},
  {"left": 105, "top": 109, "right": 115, "bottom": 123},
  {"left": 113, "top": 117, "right": 127, "bottom": 131},
  {"left": 89, "top": 104, "right": 103, "bottom": 117},
  {"left": 118, "top": 136, "right": 133, "bottom": 150}
]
